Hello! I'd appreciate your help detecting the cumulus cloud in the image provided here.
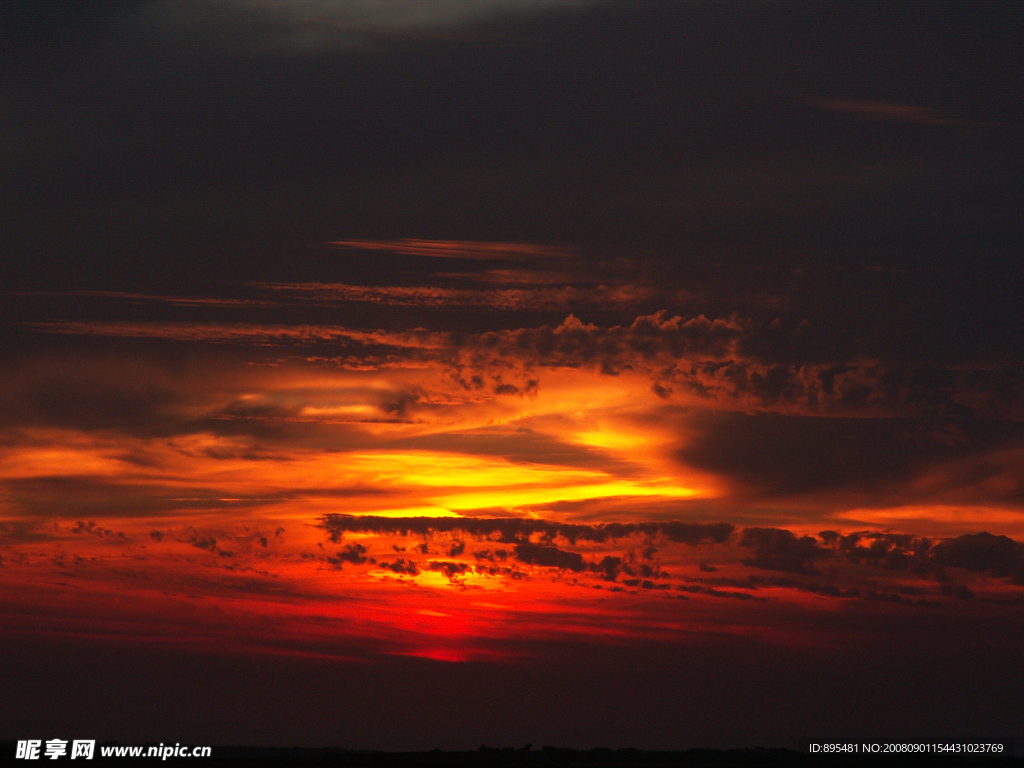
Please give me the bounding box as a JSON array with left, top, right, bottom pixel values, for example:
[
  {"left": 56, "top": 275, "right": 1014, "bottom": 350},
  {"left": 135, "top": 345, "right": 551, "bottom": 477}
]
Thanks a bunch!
[
  {"left": 590, "top": 555, "right": 622, "bottom": 581},
  {"left": 328, "top": 543, "right": 369, "bottom": 567}
]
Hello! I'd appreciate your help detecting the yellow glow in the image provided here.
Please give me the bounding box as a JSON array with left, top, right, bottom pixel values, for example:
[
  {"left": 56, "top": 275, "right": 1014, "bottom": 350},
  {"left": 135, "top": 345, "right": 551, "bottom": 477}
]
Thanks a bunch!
[
  {"left": 438, "top": 481, "right": 704, "bottom": 512},
  {"left": 298, "top": 404, "right": 379, "bottom": 418},
  {"left": 572, "top": 427, "right": 649, "bottom": 451},
  {"left": 357, "top": 506, "right": 461, "bottom": 518}
]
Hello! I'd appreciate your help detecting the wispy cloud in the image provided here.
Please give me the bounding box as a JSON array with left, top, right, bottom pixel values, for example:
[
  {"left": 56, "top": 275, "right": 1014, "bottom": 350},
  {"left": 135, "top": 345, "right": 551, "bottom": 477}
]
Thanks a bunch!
[
  {"left": 253, "top": 281, "right": 653, "bottom": 311},
  {"left": 210, "top": 0, "right": 600, "bottom": 33},
  {"left": 819, "top": 99, "right": 987, "bottom": 128},
  {"left": 8, "top": 290, "right": 277, "bottom": 308},
  {"left": 326, "top": 238, "right": 576, "bottom": 260}
]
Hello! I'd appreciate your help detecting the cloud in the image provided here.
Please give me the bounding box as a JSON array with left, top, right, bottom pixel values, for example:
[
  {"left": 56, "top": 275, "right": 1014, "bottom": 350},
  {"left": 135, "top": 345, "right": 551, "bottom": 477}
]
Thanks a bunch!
[
  {"left": 678, "top": 411, "right": 1024, "bottom": 501},
  {"left": 447, "top": 540, "right": 465, "bottom": 557},
  {"left": 326, "top": 239, "right": 576, "bottom": 260},
  {"left": 8, "top": 321, "right": 1024, "bottom": 531},
  {"left": 0, "top": 521, "right": 59, "bottom": 545},
  {"left": 819, "top": 100, "right": 984, "bottom": 128},
  {"left": 10, "top": 290, "right": 276, "bottom": 309},
  {"left": 0, "top": 475, "right": 321, "bottom": 519},
  {"left": 70, "top": 520, "right": 130, "bottom": 542},
  {"left": 930, "top": 533, "right": 1024, "bottom": 584},
  {"left": 63, "top": 1, "right": 607, "bottom": 59},
  {"left": 20, "top": 312, "right": 746, "bottom": 378},
  {"left": 738, "top": 528, "right": 828, "bottom": 575},
  {"left": 177, "top": 527, "right": 234, "bottom": 557},
  {"left": 676, "top": 584, "right": 765, "bottom": 601},
  {"left": 215, "top": 0, "right": 599, "bottom": 35},
  {"left": 472, "top": 549, "right": 507, "bottom": 562},
  {"left": 22, "top": 322, "right": 438, "bottom": 352},
  {"left": 513, "top": 542, "right": 585, "bottom": 571},
  {"left": 251, "top": 281, "right": 653, "bottom": 313},
  {"left": 730, "top": 527, "right": 1024, "bottom": 590},
  {"left": 589, "top": 555, "right": 622, "bottom": 581},
  {"left": 25, "top": 312, "right": 1024, "bottom": 424},
  {"left": 468, "top": 312, "right": 744, "bottom": 374},
  {"left": 426, "top": 560, "right": 469, "bottom": 578},
  {"left": 318, "top": 515, "right": 734, "bottom": 548},
  {"left": 328, "top": 543, "right": 369, "bottom": 567},
  {"left": 378, "top": 558, "right": 419, "bottom": 575}
]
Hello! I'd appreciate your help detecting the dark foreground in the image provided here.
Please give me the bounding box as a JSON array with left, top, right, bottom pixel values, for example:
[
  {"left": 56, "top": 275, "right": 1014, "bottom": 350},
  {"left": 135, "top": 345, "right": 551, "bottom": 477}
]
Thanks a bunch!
[{"left": 2, "top": 744, "right": 1021, "bottom": 767}]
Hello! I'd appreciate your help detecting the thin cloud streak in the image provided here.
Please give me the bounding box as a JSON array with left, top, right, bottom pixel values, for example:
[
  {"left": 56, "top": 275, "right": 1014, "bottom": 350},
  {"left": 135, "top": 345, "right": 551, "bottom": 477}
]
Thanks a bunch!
[
  {"left": 819, "top": 99, "right": 997, "bottom": 128},
  {"left": 326, "top": 238, "right": 578, "bottom": 260}
]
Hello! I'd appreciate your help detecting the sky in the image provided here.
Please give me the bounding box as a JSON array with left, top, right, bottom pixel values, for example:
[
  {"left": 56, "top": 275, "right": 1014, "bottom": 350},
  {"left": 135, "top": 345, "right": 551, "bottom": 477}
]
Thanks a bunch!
[{"left": 2, "top": 0, "right": 1024, "bottom": 752}]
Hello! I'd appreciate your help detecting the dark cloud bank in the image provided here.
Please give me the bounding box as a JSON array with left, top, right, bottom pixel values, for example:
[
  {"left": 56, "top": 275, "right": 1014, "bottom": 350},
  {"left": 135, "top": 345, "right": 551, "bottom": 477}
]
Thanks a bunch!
[{"left": 319, "top": 515, "right": 1024, "bottom": 589}]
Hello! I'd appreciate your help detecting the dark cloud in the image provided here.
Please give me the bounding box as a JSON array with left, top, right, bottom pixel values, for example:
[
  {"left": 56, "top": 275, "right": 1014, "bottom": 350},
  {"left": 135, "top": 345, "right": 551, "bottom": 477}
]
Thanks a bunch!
[
  {"left": 0, "top": 354, "right": 190, "bottom": 437},
  {"left": 679, "top": 411, "right": 1024, "bottom": 500},
  {"left": 318, "top": 515, "right": 734, "bottom": 547},
  {"left": 819, "top": 100, "right": 984, "bottom": 128},
  {"left": 0, "top": 521, "right": 58, "bottom": 545},
  {"left": 676, "top": 584, "right": 764, "bottom": 601},
  {"left": 326, "top": 239, "right": 577, "bottom": 261},
  {"left": 473, "top": 549, "right": 507, "bottom": 562},
  {"left": 176, "top": 527, "right": 234, "bottom": 557},
  {"left": 15, "top": 315, "right": 1024, "bottom": 433},
  {"left": 70, "top": 520, "right": 129, "bottom": 541},
  {"left": 327, "top": 543, "right": 369, "bottom": 567},
  {"left": 732, "top": 527, "right": 1024, "bottom": 589},
  {"left": 513, "top": 542, "right": 585, "bottom": 572},
  {"left": 931, "top": 533, "right": 1024, "bottom": 584},
  {"left": 940, "top": 583, "right": 976, "bottom": 600},
  {"left": 447, "top": 540, "right": 466, "bottom": 557},
  {"left": 426, "top": 561, "right": 470, "bottom": 579},
  {"left": 0, "top": 475, "right": 348, "bottom": 524},
  {"left": 590, "top": 555, "right": 622, "bottom": 582},
  {"left": 378, "top": 558, "right": 419, "bottom": 576},
  {"left": 468, "top": 313, "right": 743, "bottom": 372},
  {"left": 1, "top": 476, "right": 292, "bottom": 518},
  {"left": 1, "top": 0, "right": 1018, "bottom": 340},
  {"left": 738, "top": 528, "right": 828, "bottom": 575},
  {"left": 833, "top": 532, "right": 932, "bottom": 574}
]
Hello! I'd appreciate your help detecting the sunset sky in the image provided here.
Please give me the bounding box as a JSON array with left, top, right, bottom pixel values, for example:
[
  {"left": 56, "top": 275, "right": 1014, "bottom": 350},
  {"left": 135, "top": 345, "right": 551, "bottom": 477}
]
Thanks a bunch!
[{"left": 2, "top": 0, "right": 1024, "bottom": 752}]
